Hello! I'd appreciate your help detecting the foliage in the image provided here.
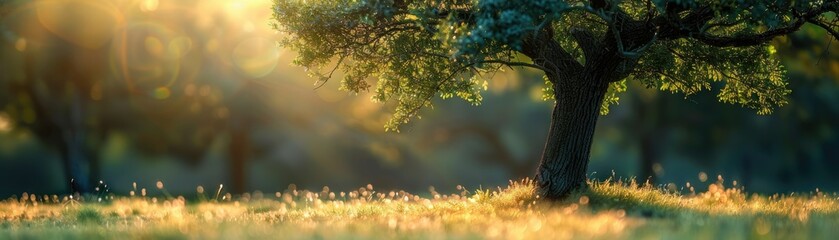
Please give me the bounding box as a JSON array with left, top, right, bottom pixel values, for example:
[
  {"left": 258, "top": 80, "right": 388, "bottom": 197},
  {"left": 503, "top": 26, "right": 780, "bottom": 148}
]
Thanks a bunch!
[
  {"left": 633, "top": 41, "right": 788, "bottom": 114},
  {"left": 272, "top": 0, "right": 493, "bottom": 131},
  {"left": 2, "top": 179, "right": 839, "bottom": 239},
  {"left": 272, "top": 0, "right": 838, "bottom": 130},
  {"left": 602, "top": 24, "right": 839, "bottom": 191}
]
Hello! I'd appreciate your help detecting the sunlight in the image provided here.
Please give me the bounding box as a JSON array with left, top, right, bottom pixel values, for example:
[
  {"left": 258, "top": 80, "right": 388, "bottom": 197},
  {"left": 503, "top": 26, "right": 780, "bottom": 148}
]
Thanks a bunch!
[
  {"left": 0, "top": 0, "right": 288, "bottom": 98},
  {"left": 139, "top": 0, "right": 159, "bottom": 12},
  {"left": 232, "top": 37, "right": 282, "bottom": 78},
  {"left": 2, "top": 0, "right": 838, "bottom": 238},
  {"left": 35, "top": 0, "right": 123, "bottom": 49}
]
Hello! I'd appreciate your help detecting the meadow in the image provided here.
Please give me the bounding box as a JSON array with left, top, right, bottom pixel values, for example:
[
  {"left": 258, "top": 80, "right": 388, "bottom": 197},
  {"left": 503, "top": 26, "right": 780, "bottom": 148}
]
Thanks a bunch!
[{"left": 1, "top": 178, "right": 838, "bottom": 239}]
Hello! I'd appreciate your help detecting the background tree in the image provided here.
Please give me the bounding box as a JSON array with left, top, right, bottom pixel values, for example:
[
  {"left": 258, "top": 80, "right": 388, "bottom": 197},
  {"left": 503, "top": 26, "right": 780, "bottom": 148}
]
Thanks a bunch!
[
  {"left": 608, "top": 23, "right": 839, "bottom": 191},
  {"left": 0, "top": 0, "right": 277, "bottom": 194},
  {"left": 0, "top": 0, "right": 123, "bottom": 192},
  {"left": 272, "top": 0, "right": 839, "bottom": 199},
  {"left": 2, "top": 0, "right": 423, "bottom": 196}
]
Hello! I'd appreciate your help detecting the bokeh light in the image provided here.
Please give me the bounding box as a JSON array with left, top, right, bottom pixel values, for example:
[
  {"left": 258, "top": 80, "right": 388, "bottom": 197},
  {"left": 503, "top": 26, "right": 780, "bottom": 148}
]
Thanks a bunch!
[
  {"left": 232, "top": 37, "right": 281, "bottom": 78},
  {"left": 140, "top": 0, "right": 159, "bottom": 12},
  {"left": 1, "top": 0, "right": 836, "bottom": 207},
  {"left": 14, "top": 38, "right": 26, "bottom": 51},
  {"left": 0, "top": 113, "right": 12, "bottom": 132}
]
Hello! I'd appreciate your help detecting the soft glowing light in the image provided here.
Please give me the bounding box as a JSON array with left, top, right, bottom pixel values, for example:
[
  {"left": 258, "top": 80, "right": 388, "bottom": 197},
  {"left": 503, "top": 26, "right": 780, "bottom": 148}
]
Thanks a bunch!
[
  {"left": 205, "top": 39, "right": 219, "bottom": 53},
  {"left": 315, "top": 87, "right": 345, "bottom": 103},
  {"left": 167, "top": 37, "right": 193, "bottom": 59},
  {"left": 232, "top": 37, "right": 281, "bottom": 78},
  {"left": 184, "top": 84, "right": 196, "bottom": 96},
  {"left": 145, "top": 36, "right": 165, "bottom": 58},
  {"left": 36, "top": 0, "right": 123, "bottom": 49},
  {"left": 242, "top": 21, "right": 255, "bottom": 33},
  {"left": 110, "top": 22, "right": 188, "bottom": 92},
  {"left": 652, "top": 163, "right": 664, "bottom": 176},
  {"left": 140, "top": 0, "right": 159, "bottom": 12},
  {"left": 0, "top": 113, "right": 12, "bottom": 132},
  {"left": 229, "top": 1, "right": 245, "bottom": 10},
  {"left": 14, "top": 38, "right": 27, "bottom": 52},
  {"left": 153, "top": 87, "right": 171, "bottom": 99}
]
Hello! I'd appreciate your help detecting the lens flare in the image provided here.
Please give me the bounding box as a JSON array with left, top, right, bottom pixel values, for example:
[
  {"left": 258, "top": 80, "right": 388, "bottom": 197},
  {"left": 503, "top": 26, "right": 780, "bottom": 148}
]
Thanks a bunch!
[
  {"left": 232, "top": 37, "right": 281, "bottom": 78},
  {"left": 168, "top": 37, "right": 193, "bottom": 59},
  {"left": 35, "top": 0, "right": 123, "bottom": 49},
  {"left": 153, "top": 87, "right": 171, "bottom": 100},
  {"left": 144, "top": 36, "right": 165, "bottom": 58},
  {"left": 110, "top": 22, "right": 190, "bottom": 93}
]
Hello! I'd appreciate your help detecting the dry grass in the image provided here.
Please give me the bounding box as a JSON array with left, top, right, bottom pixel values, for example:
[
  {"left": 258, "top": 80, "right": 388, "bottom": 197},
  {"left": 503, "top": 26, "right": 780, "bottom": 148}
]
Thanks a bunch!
[{"left": 1, "top": 178, "right": 838, "bottom": 239}]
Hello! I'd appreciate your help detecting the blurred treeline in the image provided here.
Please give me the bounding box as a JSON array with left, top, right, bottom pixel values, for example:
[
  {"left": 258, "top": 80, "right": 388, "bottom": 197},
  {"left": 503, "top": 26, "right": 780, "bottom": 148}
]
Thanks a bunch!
[{"left": 0, "top": 0, "right": 837, "bottom": 197}]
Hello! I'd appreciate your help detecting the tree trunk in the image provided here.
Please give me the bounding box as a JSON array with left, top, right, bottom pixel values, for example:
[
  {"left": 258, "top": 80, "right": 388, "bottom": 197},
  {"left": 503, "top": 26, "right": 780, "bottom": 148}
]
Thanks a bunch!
[
  {"left": 229, "top": 128, "right": 250, "bottom": 194},
  {"left": 60, "top": 131, "right": 92, "bottom": 194},
  {"left": 741, "top": 153, "right": 752, "bottom": 189},
  {"left": 634, "top": 91, "right": 659, "bottom": 184},
  {"left": 61, "top": 92, "right": 94, "bottom": 194},
  {"left": 536, "top": 80, "right": 609, "bottom": 200},
  {"left": 639, "top": 132, "right": 657, "bottom": 184}
]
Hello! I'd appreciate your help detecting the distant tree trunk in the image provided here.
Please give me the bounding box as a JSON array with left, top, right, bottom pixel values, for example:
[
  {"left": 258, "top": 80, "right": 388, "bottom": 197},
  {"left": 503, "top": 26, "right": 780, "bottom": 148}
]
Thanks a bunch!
[
  {"left": 428, "top": 125, "right": 535, "bottom": 178},
  {"left": 229, "top": 127, "right": 250, "bottom": 194},
  {"left": 741, "top": 153, "right": 752, "bottom": 189},
  {"left": 639, "top": 133, "right": 657, "bottom": 183},
  {"left": 63, "top": 93, "right": 96, "bottom": 193},
  {"left": 60, "top": 130, "right": 92, "bottom": 194},
  {"left": 89, "top": 151, "right": 101, "bottom": 190},
  {"left": 633, "top": 91, "right": 658, "bottom": 184},
  {"left": 535, "top": 77, "right": 609, "bottom": 200}
]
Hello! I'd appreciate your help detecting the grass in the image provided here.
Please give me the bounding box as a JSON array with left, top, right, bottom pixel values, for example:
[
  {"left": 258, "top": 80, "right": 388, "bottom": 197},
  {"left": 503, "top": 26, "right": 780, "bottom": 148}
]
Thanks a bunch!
[{"left": 1, "top": 178, "right": 838, "bottom": 239}]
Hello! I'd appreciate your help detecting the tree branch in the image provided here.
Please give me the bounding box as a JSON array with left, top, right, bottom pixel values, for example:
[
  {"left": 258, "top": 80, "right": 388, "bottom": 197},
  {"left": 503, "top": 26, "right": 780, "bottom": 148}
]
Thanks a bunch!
[
  {"left": 313, "top": 55, "right": 346, "bottom": 90},
  {"left": 521, "top": 27, "right": 584, "bottom": 84},
  {"left": 693, "top": 20, "right": 808, "bottom": 47},
  {"left": 479, "top": 60, "right": 555, "bottom": 75},
  {"left": 659, "top": 3, "right": 837, "bottom": 47},
  {"left": 570, "top": 27, "right": 603, "bottom": 64}
]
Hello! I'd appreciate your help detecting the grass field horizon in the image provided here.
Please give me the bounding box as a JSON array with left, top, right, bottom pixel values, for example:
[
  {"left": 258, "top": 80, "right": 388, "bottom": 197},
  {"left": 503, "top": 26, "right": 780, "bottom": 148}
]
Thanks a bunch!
[{"left": 2, "top": 177, "right": 838, "bottom": 239}]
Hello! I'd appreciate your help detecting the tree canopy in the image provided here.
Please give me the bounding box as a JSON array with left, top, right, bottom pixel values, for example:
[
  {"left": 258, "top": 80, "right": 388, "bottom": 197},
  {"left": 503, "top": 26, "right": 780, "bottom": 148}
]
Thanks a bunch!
[
  {"left": 272, "top": 0, "right": 838, "bottom": 130},
  {"left": 272, "top": 0, "right": 838, "bottom": 199}
]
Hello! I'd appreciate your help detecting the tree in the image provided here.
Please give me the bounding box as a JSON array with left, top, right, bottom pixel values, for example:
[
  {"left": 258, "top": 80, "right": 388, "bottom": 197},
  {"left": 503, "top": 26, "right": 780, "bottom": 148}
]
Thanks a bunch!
[
  {"left": 271, "top": 0, "right": 839, "bottom": 199},
  {"left": 0, "top": 0, "right": 276, "bottom": 194},
  {"left": 0, "top": 0, "right": 123, "bottom": 193},
  {"left": 608, "top": 25, "right": 839, "bottom": 191},
  {"left": 593, "top": 20, "right": 839, "bottom": 188}
]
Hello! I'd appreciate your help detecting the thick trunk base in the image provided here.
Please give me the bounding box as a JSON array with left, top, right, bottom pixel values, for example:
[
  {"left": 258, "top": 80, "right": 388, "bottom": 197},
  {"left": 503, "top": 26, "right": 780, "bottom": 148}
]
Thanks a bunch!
[{"left": 535, "top": 82, "right": 609, "bottom": 200}]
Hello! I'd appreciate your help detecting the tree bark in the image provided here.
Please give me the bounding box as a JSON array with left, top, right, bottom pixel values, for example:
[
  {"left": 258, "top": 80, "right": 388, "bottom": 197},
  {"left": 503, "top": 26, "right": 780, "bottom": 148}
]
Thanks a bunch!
[{"left": 536, "top": 79, "right": 609, "bottom": 200}]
